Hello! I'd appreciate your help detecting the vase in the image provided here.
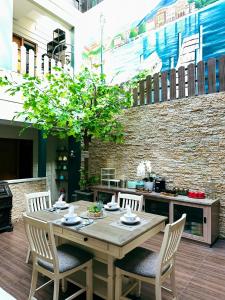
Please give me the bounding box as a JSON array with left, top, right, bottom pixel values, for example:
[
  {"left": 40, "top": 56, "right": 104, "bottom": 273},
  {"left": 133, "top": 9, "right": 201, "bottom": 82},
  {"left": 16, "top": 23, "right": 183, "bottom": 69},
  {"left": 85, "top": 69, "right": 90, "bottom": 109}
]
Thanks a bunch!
[{"left": 144, "top": 181, "right": 154, "bottom": 191}]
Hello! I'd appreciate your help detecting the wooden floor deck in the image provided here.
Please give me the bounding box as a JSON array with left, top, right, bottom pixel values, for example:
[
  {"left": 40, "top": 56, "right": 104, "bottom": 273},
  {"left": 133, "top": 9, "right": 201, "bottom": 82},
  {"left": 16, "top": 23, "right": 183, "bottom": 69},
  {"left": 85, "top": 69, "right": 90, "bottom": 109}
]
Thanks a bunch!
[{"left": 0, "top": 222, "right": 225, "bottom": 300}]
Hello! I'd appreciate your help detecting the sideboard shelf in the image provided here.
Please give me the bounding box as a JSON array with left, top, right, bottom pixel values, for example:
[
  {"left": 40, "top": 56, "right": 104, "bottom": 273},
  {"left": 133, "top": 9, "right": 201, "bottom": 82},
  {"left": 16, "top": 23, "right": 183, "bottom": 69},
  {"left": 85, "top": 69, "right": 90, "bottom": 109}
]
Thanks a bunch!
[{"left": 91, "top": 185, "right": 220, "bottom": 245}]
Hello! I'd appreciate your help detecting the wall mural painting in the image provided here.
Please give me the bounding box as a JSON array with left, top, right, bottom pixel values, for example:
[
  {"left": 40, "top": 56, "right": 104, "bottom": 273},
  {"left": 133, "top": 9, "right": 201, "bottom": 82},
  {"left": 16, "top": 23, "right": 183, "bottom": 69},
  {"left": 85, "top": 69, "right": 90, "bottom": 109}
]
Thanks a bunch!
[{"left": 82, "top": 0, "right": 224, "bottom": 83}]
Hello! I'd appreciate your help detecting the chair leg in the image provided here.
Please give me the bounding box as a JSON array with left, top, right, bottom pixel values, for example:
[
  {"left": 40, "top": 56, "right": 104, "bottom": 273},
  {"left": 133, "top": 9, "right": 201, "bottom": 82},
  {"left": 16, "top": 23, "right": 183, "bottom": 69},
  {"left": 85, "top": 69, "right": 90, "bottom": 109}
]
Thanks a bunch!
[
  {"left": 170, "top": 268, "right": 177, "bottom": 299},
  {"left": 26, "top": 248, "right": 31, "bottom": 264},
  {"left": 115, "top": 268, "right": 122, "bottom": 300},
  {"left": 86, "top": 261, "right": 93, "bottom": 300},
  {"left": 53, "top": 278, "right": 60, "bottom": 300},
  {"left": 28, "top": 267, "right": 38, "bottom": 300},
  {"left": 155, "top": 279, "right": 162, "bottom": 300},
  {"left": 136, "top": 280, "right": 141, "bottom": 297},
  {"left": 61, "top": 278, "right": 68, "bottom": 293}
]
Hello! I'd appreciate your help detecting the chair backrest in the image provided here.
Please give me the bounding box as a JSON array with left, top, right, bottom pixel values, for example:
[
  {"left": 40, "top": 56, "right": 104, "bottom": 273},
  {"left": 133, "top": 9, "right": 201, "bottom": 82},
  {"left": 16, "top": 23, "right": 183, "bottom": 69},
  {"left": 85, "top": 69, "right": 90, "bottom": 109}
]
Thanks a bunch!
[
  {"left": 25, "top": 190, "right": 52, "bottom": 213},
  {"left": 157, "top": 214, "right": 186, "bottom": 278},
  {"left": 118, "top": 192, "right": 143, "bottom": 211},
  {"left": 23, "top": 214, "right": 58, "bottom": 269}
]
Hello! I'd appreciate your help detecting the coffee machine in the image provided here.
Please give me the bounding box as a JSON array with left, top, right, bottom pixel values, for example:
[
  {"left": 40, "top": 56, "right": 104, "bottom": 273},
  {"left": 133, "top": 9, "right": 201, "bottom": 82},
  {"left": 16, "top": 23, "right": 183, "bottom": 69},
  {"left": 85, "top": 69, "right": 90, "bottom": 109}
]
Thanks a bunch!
[{"left": 154, "top": 177, "right": 166, "bottom": 193}]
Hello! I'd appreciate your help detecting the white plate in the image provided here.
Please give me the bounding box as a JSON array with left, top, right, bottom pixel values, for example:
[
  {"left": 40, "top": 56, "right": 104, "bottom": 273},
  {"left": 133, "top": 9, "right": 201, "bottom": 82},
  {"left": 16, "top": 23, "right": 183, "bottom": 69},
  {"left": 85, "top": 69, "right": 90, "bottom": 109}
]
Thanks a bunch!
[
  {"left": 53, "top": 203, "right": 70, "bottom": 209},
  {"left": 120, "top": 216, "right": 140, "bottom": 225},
  {"left": 104, "top": 204, "right": 120, "bottom": 211},
  {"left": 61, "top": 216, "right": 81, "bottom": 225}
]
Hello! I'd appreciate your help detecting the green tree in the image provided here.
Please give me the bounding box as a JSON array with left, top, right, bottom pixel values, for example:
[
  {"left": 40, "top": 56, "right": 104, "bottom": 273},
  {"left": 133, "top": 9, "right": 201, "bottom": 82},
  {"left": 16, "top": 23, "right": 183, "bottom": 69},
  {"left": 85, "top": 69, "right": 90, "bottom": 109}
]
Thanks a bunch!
[
  {"left": 138, "top": 22, "right": 146, "bottom": 35},
  {"left": 129, "top": 27, "right": 138, "bottom": 39},
  {"left": 0, "top": 67, "right": 132, "bottom": 187}
]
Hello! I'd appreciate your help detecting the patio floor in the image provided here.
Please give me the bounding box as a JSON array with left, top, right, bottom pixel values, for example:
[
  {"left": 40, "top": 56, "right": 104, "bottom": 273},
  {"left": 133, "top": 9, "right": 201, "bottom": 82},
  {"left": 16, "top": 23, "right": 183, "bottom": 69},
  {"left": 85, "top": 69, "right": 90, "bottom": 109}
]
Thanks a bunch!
[{"left": 0, "top": 222, "right": 225, "bottom": 300}]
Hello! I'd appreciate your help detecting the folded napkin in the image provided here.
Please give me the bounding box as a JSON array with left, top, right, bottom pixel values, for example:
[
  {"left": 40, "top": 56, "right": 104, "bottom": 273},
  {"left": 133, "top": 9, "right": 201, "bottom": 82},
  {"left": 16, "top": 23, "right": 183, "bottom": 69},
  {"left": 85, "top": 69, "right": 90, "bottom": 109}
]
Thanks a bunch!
[{"left": 68, "top": 205, "right": 75, "bottom": 216}]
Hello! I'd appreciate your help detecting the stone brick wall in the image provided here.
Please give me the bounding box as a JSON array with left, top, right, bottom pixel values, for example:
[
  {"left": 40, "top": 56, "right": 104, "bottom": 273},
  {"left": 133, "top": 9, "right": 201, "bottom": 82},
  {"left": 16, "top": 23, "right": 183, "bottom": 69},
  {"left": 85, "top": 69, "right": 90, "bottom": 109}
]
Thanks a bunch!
[
  {"left": 8, "top": 178, "right": 47, "bottom": 222},
  {"left": 89, "top": 93, "right": 225, "bottom": 237}
]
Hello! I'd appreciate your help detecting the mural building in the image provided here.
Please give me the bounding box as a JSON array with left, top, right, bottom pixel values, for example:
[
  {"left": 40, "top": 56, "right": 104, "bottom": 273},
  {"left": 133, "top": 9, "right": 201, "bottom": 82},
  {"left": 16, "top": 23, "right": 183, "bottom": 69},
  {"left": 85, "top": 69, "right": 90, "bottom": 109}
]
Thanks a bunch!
[{"left": 82, "top": 0, "right": 223, "bottom": 83}]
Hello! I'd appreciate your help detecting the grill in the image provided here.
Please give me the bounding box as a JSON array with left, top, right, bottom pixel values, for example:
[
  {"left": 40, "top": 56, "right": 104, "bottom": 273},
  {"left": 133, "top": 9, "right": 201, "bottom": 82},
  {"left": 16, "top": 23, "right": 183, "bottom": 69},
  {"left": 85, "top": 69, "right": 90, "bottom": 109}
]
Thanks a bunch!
[{"left": 0, "top": 181, "right": 13, "bottom": 232}]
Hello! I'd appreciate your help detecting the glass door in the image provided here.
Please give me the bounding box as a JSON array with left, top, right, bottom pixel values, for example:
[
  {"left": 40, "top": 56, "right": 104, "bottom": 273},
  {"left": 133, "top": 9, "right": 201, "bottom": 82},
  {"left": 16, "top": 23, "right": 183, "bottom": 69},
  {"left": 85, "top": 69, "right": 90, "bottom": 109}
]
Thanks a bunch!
[{"left": 174, "top": 204, "right": 204, "bottom": 237}]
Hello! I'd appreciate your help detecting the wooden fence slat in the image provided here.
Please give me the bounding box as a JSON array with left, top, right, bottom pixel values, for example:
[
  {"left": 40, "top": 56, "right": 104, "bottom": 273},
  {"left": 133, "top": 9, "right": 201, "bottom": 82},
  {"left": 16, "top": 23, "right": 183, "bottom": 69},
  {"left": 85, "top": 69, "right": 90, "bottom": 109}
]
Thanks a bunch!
[
  {"left": 139, "top": 80, "right": 145, "bottom": 106},
  {"left": 35, "top": 52, "right": 42, "bottom": 77},
  {"left": 133, "top": 88, "right": 138, "bottom": 106},
  {"left": 51, "top": 58, "right": 56, "bottom": 74},
  {"left": 161, "top": 71, "right": 168, "bottom": 101},
  {"left": 197, "top": 60, "right": 205, "bottom": 95},
  {"left": 146, "top": 75, "right": 152, "bottom": 104},
  {"left": 188, "top": 63, "right": 195, "bottom": 96},
  {"left": 57, "top": 61, "right": 62, "bottom": 68},
  {"left": 20, "top": 46, "right": 26, "bottom": 74},
  {"left": 178, "top": 66, "right": 185, "bottom": 98},
  {"left": 28, "top": 49, "right": 35, "bottom": 76},
  {"left": 219, "top": 56, "right": 225, "bottom": 92},
  {"left": 153, "top": 73, "right": 159, "bottom": 103},
  {"left": 208, "top": 58, "right": 216, "bottom": 94},
  {"left": 43, "top": 56, "right": 49, "bottom": 75},
  {"left": 170, "top": 69, "right": 176, "bottom": 100}
]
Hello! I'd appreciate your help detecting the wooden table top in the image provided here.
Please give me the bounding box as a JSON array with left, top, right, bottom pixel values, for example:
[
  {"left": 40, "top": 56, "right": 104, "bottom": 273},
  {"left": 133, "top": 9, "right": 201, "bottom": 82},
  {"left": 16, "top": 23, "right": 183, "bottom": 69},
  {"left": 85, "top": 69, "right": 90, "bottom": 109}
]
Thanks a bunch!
[{"left": 27, "top": 200, "right": 167, "bottom": 246}]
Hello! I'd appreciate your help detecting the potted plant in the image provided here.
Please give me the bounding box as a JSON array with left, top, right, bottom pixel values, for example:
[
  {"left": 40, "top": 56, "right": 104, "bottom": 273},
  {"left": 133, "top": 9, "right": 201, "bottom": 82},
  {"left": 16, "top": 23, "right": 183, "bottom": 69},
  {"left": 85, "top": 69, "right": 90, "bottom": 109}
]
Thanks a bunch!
[{"left": 0, "top": 67, "right": 132, "bottom": 191}]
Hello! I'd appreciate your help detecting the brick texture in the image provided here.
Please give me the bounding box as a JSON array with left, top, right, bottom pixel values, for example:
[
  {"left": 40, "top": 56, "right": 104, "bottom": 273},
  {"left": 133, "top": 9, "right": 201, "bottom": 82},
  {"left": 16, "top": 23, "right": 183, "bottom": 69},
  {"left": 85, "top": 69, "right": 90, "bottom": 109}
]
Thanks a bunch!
[
  {"left": 9, "top": 179, "right": 47, "bottom": 222},
  {"left": 89, "top": 93, "right": 225, "bottom": 237}
]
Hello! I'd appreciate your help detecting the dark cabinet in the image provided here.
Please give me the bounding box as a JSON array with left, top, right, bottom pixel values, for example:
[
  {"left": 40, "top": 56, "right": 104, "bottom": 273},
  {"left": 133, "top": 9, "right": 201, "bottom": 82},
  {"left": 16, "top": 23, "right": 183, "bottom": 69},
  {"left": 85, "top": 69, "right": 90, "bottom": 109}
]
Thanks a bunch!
[
  {"left": 174, "top": 204, "right": 204, "bottom": 237},
  {"left": 145, "top": 199, "right": 169, "bottom": 224}
]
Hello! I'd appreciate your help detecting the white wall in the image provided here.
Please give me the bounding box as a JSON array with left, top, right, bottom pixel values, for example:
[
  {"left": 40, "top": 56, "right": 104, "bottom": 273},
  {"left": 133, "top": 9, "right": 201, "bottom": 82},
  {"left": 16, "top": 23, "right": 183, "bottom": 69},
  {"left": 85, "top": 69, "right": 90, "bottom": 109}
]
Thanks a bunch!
[
  {"left": 29, "top": 0, "right": 83, "bottom": 67},
  {"left": 13, "top": 0, "right": 73, "bottom": 56}
]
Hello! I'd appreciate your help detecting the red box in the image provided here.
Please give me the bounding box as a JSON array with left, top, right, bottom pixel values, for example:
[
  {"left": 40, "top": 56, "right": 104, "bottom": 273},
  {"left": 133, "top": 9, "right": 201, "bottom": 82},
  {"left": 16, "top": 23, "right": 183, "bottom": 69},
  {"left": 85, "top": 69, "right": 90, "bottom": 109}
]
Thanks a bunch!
[{"left": 188, "top": 191, "right": 205, "bottom": 199}]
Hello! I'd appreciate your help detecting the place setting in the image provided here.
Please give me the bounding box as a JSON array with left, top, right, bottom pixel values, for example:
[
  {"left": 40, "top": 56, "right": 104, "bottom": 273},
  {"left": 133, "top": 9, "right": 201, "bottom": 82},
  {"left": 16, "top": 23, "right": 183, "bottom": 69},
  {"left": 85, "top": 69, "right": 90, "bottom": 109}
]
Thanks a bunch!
[
  {"left": 110, "top": 204, "right": 148, "bottom": 231},
  {"left": 103, "top": 195, "right": 121, "bottom": 213},
  {"left": 54, "top": 205, "right": 94, "bottom": 230},
  {"left": 52, "top": 194, "right": 70, "bottom": 210}
]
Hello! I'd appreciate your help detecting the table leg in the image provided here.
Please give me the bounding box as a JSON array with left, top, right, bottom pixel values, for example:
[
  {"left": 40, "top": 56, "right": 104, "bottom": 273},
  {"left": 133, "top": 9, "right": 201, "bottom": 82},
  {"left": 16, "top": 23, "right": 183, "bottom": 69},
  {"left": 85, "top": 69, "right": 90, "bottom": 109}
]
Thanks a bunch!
[
  {"left": 94, "top": 190, "right": 98, "bottom": 202},
  {"left": 107, "top": 255, "right": 115, "bottom": 300}
]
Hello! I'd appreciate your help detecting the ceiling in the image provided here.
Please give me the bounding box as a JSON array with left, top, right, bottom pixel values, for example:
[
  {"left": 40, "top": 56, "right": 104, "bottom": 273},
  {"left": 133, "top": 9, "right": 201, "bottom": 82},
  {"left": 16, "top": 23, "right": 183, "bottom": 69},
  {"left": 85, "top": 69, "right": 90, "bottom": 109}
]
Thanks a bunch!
[{"left": 13, "top": 0, "right": 36, "bottom": 21}]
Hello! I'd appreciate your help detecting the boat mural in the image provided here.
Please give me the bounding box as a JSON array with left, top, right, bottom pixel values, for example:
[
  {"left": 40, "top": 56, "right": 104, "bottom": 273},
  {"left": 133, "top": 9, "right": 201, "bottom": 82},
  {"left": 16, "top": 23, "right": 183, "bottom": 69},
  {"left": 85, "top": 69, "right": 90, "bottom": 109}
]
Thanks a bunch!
[{"left": 82, "top": 0, "right": 224, "bottom": 83}]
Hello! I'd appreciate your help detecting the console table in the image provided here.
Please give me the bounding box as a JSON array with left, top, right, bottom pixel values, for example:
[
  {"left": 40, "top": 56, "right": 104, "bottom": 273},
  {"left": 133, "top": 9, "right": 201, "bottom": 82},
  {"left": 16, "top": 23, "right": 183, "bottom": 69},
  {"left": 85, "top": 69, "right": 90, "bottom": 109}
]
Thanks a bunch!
[{"left": 91, "top": 185, "right": 220, "bottom": 245}]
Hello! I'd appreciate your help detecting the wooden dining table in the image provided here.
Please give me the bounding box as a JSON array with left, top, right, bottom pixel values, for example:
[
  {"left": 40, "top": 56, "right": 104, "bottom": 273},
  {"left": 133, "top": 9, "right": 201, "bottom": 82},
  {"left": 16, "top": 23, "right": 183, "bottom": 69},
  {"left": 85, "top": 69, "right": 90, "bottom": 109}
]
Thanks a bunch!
[{"left": 27, "top": 200, "right": 167, "bottom": 300}]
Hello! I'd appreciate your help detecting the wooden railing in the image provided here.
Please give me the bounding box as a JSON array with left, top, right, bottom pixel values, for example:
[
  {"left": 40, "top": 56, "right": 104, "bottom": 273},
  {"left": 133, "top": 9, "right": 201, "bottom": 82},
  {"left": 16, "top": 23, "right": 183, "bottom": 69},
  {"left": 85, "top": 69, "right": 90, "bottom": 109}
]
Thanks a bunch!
[
  {"left": 12, "top": 42, "right": 72, "bottom": 76},
  {"left": 132, "top": 56, "right": 225, "bottom": 106}
]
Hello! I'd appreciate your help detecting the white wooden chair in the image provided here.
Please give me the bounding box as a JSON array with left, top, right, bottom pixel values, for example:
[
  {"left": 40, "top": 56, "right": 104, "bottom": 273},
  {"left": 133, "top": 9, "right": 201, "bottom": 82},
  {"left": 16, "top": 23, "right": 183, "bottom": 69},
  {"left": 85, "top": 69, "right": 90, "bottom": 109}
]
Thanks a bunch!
[
  {"left": 118, "top": 192, "right": 143, "bottom": 211},
  {"left": 114, "top": 214, "right": 186, "bottom": 300},
  {"left": 25, "top": 190, "right": 52, "bottom": 263},
  {"left": 23, "top": 214, "right": 93, "bottom": 300}
]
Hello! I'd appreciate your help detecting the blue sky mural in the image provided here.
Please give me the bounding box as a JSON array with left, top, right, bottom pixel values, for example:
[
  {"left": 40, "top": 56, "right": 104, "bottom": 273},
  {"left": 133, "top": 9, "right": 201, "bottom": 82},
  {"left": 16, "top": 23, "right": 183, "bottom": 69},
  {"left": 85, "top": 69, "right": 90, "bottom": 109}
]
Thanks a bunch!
[{"left": 82, "top": 0, "right": 224, "bottom": 83}]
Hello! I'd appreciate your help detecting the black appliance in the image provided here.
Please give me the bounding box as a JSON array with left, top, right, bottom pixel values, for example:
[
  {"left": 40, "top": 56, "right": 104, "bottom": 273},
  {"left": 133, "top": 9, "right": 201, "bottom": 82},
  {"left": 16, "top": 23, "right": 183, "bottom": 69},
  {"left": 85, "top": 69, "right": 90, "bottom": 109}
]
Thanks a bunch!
[
  {"left": 0, "top": 181, "right": 13, "bottom": 232},
  {"left": 154, "top": 177, "right": 166, "bottom": 193}
]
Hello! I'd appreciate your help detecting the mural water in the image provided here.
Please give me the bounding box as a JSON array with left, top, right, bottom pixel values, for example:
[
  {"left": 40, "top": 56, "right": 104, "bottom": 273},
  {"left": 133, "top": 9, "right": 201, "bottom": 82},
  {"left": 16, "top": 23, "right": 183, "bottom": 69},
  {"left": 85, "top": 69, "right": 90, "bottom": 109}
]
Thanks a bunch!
[{"left": 83, "top": 0, "right": 225, "bottom": 83}]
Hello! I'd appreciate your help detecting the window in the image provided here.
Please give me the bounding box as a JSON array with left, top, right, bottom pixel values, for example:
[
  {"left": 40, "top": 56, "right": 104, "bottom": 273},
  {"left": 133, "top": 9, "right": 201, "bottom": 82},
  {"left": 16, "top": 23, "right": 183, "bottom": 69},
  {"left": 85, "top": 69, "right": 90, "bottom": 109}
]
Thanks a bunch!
[{"left": 0, "top": 138, "right": 33, "bottom": 180}]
